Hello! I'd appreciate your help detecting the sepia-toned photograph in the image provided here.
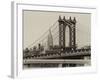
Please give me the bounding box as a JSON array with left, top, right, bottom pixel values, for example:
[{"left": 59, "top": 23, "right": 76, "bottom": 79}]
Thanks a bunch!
[{"left": 23, "top": 10, "right": 91, "bottom": 69}]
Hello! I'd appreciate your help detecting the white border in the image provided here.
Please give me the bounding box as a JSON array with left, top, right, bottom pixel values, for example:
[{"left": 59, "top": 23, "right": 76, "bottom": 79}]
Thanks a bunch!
[{"left": 11, "top": 1, "right": 97, "bottom": 78}]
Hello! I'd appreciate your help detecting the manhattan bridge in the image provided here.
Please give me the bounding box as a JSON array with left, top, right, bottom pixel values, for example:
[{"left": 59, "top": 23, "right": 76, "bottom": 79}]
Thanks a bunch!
[{"left": 23, "top": 16, "right": 91, "bottom": 68}]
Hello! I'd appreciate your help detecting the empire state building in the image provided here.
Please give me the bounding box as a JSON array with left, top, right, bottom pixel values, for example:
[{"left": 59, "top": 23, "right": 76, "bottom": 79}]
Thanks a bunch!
[{"left": 47, "top": 29, "right": 53, "bottom": 49}]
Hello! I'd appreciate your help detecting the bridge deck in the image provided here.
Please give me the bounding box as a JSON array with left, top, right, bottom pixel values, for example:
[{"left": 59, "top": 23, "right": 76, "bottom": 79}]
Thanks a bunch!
[{"left": 23, "top": 59, "right": 91, "bottom": 65}]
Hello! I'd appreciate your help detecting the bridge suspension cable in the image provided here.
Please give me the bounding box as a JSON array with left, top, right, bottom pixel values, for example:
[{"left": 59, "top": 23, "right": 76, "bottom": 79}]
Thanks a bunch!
[{"left": 26, "top": 20, "right": 58, "bottom": 49}]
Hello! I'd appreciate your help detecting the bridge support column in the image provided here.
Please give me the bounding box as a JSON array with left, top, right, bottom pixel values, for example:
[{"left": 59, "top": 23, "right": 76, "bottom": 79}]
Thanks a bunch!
[
  {"left": 84, "top": 57, "right": 91, "bottom": 66},
  {"left": 58, "top": 63, "right": 62, "bottom": 67}
]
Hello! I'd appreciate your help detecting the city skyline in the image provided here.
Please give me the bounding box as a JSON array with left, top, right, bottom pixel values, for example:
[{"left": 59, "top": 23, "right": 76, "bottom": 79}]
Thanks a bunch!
[{"left": 23, "top": 10, "right": 91, "bottom": 49}]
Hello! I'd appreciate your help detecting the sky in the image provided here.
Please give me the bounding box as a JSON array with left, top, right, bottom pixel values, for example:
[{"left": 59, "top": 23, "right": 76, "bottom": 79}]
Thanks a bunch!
[{"left": 23, "top": 10, "right": 91, "bottom": 49}]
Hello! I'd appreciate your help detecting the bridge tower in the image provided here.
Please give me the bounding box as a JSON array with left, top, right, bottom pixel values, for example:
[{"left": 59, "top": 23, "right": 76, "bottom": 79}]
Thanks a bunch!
[
  {"left": 58, "top": 16, "right": 66, "bottom": 50},
  {"left": 58, "top": 16, "right": 76, "bottom": 51}
]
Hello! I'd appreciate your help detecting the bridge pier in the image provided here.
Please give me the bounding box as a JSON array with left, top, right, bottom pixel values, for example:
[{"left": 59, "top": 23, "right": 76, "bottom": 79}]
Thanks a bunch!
[
  {"left": 58, "top": 63, "right": 62, "bottom": 67},
  {"left": 84, "top": 56, "right": 91, "bottom": 66}
]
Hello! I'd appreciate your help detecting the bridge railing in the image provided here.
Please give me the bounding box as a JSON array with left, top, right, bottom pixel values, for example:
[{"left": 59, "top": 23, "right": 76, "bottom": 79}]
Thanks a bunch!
[{"left": 23, "top": 49, "right": 91, "bottom": 59}]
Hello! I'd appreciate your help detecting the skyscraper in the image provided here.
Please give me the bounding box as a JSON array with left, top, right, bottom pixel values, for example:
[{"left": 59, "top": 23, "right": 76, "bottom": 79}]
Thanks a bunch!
[{"left": 47, "top": 29, "right": 53, "bottom": 49}]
